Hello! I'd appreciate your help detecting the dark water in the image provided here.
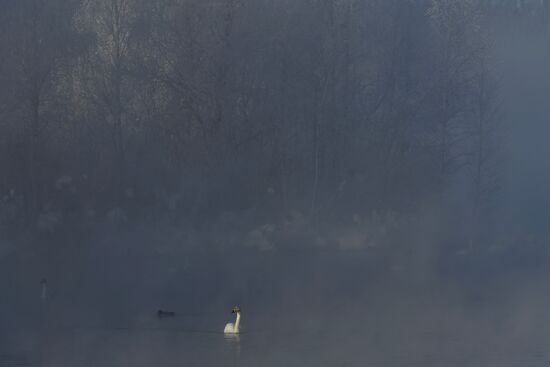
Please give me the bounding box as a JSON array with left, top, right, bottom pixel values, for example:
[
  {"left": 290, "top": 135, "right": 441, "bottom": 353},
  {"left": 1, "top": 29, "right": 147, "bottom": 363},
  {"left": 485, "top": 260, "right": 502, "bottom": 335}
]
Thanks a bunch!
[
  {"left": 5, "top": 308, "right": 550, "bottom": 367},
  {"left": 2, "top": 247, "right": 550, "bottom": 366}
]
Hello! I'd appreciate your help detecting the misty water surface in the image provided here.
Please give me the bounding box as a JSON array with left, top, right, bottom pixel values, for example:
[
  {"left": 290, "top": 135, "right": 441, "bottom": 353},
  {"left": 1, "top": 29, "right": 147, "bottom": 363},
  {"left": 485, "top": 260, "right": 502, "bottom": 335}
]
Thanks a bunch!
[{"left": 2, "top": 243, "right": 550, "bottom": 367}]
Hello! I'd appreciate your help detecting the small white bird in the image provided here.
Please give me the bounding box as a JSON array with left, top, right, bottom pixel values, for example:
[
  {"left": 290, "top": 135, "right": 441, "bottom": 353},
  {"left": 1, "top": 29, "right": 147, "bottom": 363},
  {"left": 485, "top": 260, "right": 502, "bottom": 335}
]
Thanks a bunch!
[{"left": 224, "top": 306, "right": 241, "bottom": 334}]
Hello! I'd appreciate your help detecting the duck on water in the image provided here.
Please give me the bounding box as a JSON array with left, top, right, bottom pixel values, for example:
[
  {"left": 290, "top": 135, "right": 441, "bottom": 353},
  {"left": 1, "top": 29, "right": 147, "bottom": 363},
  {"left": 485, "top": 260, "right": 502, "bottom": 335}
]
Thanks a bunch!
[{"left": 157, "top": 310, "right": 176, "bottom": 318}]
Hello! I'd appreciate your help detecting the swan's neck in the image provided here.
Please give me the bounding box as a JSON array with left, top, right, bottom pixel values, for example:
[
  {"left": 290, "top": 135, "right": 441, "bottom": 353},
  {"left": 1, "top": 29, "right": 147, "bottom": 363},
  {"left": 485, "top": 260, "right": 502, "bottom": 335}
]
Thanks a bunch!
[{"left": 234, "top": 312, "right": 241, "bottom": 331}]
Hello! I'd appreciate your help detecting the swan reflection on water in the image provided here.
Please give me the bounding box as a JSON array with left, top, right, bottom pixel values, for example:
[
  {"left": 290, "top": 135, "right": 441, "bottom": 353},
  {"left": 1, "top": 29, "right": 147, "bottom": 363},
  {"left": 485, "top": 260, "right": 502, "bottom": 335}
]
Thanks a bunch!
[{"left": 224, "top": 332, "right": 240, "bottom": 343}]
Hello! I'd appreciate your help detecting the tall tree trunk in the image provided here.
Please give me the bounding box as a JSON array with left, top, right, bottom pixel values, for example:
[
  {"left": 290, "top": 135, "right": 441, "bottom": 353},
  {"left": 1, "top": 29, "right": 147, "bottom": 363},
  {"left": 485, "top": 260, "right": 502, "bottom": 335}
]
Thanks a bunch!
[
  {"left": 311, "top": 111, "right": 320, "bottom": 219},
  {"left": 470, "top": 60, "right": 488, "bottom": 250},
  {"left": 28, "top": 88, "right": 40, "bottom": 220}
]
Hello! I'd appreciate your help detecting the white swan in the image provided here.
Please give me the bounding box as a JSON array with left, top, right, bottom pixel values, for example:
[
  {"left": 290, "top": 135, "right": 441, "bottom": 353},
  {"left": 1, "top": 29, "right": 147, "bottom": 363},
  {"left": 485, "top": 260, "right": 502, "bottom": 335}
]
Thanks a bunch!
[{"left": 224, "top": 306, "right": 241, "bottom": 334}]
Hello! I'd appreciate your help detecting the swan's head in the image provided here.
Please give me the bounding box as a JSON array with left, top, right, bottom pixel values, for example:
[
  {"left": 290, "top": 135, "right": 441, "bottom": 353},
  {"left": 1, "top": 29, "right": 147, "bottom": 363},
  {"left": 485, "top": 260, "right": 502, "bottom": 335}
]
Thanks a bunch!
[{"left": 231, "top": 305, "right": 241, "bottom": 314}]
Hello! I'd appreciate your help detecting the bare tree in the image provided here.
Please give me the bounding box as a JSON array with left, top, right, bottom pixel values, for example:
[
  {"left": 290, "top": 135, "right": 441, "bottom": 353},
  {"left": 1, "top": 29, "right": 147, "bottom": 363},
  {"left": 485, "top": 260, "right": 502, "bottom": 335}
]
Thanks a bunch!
[
  {"left": 468, "top": 55, "right": 504, "bottom": 247},
  {"left": 12, "top": 0, "right": 81, "bottom": 219},
  {"left": 428, "top": 0, "right": 485, "bottom": 180},
  {"left": 78, "top": 0, "right": 136, "bottom": 201}
]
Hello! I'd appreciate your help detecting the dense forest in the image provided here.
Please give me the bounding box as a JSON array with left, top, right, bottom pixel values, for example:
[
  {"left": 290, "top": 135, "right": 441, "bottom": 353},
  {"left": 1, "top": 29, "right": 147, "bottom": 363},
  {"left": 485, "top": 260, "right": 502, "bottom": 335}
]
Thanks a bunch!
[{"left": 0, "top": 0, "right": 549, "bottom": 253}]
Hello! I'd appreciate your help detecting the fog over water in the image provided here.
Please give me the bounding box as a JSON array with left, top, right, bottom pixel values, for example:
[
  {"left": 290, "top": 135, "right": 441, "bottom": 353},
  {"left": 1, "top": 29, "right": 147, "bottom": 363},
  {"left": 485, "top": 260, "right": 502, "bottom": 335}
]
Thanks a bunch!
[{"left": 1, "top": 0, "right": 550, "bottom": 366}]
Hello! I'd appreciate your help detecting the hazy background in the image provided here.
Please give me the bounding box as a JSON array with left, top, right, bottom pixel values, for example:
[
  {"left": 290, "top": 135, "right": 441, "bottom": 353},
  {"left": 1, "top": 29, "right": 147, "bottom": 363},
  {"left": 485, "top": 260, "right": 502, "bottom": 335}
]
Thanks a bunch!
[{"left": 1, "top": 0, "right": 550, "bottom": 366}]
